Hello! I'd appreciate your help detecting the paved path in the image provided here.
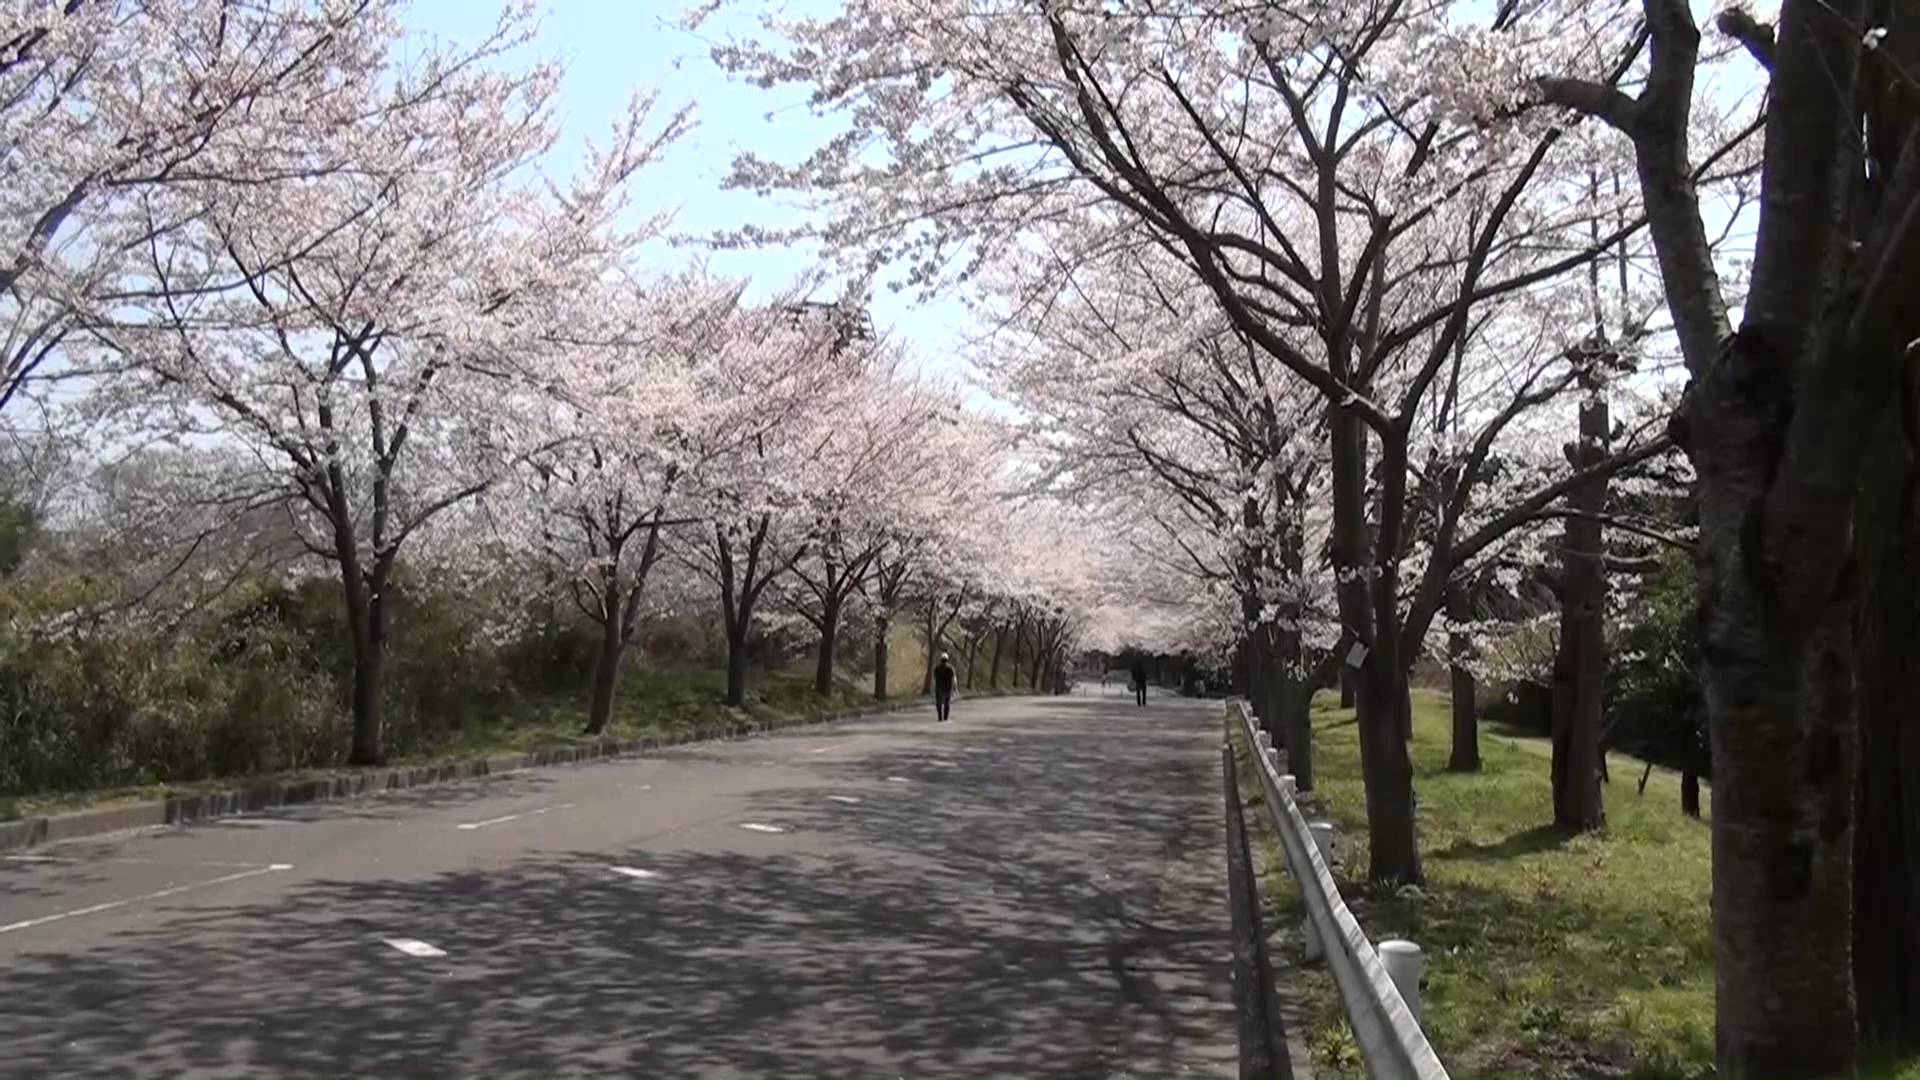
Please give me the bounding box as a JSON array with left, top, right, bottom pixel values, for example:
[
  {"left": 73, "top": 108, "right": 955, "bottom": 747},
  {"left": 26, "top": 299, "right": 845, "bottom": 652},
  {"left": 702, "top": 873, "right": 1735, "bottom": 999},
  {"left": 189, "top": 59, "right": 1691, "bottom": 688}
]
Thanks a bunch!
[{"left": 0, "top": 692, "right": 1234, "bottom": 1078}]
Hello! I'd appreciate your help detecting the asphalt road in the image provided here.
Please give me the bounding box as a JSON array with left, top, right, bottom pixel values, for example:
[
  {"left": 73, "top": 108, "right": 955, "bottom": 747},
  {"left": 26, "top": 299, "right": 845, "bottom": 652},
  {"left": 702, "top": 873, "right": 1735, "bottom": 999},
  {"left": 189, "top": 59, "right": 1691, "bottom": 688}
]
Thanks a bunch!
[{"left": 0, "top": 690, "right": 1235, "bottom": 1079}]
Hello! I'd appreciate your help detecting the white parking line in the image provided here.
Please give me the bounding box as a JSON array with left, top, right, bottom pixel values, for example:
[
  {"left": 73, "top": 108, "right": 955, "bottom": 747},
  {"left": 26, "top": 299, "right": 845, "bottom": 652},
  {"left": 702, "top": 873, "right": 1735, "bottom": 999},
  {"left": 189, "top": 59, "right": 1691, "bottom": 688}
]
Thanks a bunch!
[
  {"left": 609, "top": 866, "right": 661, "bottom": 881},
  {"left": 455, "top": 803, "right": 574, "bottom": 831},
  {"left": 0, "top": 863, "right": 293, "bottom": 935},
  {"left": 738, "top": 823, "right": 786, "bottom": 834},
  {"left": 383, "top": 938, "right": 447, "bottom": 958}
]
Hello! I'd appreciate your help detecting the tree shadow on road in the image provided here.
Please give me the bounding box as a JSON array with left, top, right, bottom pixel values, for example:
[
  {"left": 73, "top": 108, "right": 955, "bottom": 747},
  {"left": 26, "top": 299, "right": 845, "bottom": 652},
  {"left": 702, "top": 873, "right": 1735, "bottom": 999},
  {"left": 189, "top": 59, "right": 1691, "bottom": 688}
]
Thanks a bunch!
[{"left": 0, "top": 697, "right": 1234, "bottom": 1079}]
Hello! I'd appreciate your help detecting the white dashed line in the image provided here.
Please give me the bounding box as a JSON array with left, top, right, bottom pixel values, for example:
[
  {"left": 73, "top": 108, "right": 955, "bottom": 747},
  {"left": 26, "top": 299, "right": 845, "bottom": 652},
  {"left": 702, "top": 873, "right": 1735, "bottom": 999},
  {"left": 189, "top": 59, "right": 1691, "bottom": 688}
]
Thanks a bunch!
[
  {"left": 887, "top": 776, "right": 911, "bottom": 784},
  {"left": 738, "top": 823, "right": 786, "bottom": 834},
  {"left": 383, "top": 938, "right": 447, "bottom": 958},
  {"left": 609, "top": 866, "right": 661, "bottom": 881},
  {"left": 827, "top": 795, "right": 863, "bottom": 805},
  {"left": 455, "top": 803, "right": 574, "bottom": 831},
  {"left": 0, "top": 863, "right": 292, "bottom": 936}
]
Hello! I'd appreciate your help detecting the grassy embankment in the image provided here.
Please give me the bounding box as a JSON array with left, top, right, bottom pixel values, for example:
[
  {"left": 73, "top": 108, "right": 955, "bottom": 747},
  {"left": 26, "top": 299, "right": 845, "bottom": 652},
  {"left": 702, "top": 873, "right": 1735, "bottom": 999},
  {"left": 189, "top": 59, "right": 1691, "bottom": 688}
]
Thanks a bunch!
[
  {"left": 2, "top": 623, "right": 987, "bottom": 822},
  {"left": 1235, "top": 690, "right": 1917, "bottom": 1080}
]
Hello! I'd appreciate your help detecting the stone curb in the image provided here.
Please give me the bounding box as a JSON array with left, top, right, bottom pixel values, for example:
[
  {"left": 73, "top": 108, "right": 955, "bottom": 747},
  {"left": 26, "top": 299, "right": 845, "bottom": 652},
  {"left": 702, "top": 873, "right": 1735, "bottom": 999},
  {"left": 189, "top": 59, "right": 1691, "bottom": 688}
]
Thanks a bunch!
[{"left": 0, "top": 695, "right": 953, "bottom": 855}]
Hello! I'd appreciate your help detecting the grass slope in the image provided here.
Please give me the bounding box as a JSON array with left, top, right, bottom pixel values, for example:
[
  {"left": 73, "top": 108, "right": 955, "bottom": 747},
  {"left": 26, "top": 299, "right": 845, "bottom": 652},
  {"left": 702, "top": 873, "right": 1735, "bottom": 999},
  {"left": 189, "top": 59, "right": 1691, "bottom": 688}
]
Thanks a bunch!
[
  {"left": 0, "top": 620, "right": 1010, "bottom": 824},
  {"left": 1246, "top": 691, "right": 1917, "bottom": 1080}
]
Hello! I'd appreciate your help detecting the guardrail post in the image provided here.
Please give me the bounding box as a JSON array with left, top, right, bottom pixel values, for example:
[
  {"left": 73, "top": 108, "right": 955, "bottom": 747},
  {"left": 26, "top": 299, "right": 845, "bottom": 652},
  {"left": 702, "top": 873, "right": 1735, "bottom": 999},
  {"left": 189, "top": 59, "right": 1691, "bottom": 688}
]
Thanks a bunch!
[
  {"left": 1254, "top": 729, "right": 1271, "bottom": 755},
  {"left": 1310, "top": 821, "right": 1336, "bottom": 867},
  {"left": 1378, "top": 939, "right": 1426, "bottom": 1026},
  {"left": 1302, "top": 915, "right": 1324, "bottom": 963}
]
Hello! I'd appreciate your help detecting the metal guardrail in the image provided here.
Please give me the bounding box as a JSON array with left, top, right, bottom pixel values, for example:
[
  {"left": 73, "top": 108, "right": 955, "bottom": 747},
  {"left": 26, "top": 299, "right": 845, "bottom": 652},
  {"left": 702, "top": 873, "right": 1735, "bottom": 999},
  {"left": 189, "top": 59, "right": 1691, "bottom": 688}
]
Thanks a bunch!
[
  {"left": 1224, "top": 742, "right": 1294, "bottom": 1079},
  {"left": 1233, "top": 701, "right": 1450, "bottom": 1080}
]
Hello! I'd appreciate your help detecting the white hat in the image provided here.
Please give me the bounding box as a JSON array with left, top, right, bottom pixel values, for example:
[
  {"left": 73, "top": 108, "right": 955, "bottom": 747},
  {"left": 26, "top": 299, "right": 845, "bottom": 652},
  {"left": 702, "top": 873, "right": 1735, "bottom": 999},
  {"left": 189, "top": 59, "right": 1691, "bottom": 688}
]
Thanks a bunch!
[{"left": 941, "top": 652, "right": 950, "bottom": 661}]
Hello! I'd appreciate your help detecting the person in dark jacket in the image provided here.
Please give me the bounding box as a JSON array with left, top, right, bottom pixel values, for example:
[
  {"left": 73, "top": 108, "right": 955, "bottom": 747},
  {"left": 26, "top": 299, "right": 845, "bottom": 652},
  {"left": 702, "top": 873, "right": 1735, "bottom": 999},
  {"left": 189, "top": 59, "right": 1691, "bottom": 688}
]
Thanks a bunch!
[
  {"left": 934, "top": 652, "right": 956, "bottom": 722},
  {"left": 1131, "top": 659, "right": 1149, "bottom": 706}
]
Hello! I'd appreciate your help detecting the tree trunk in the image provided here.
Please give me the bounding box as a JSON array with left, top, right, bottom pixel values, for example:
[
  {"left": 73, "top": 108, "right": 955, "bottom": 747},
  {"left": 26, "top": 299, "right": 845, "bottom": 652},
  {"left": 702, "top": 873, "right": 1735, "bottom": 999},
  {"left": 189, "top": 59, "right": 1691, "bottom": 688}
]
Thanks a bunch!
[
  {"left": 1329, "top": 397, "right": 1422, "bottom": 886},
  {"left": 342, "top": 559, "right": 389, "bottom": 767},
  {"left": 1260, "top": 626, "right": 1289, "bottom": 750},
  {"left": 347, "top": 618, "right": 387, "bottom": 766},
  {"left": 965, "top": 627, "right": 983, "bottom": 689},
  {"left": 1447, "top": 580, "right": 1480, "bottom": 772},
  {"left": 725, "top": 626, "right": 749, "bottom": 708},
  {"left": 1551, "top": 392, "right": 1607, "bottom": 833},
  {"left": 813, "top": 597, "right": 841, "bottom": 696},
  {"left": 1339, "top": 670, "right": 1355, "bottom": 708},
  {"left": 873, "top": 612, "right": 890, "bottom": 700},
  {"left": 1852, "top": 408, "right": 1920, "bottom": 1050},
  {"left": 1356, "top": 659, "right": 1421, "bottom": 885},
  {"left": 921, "top": 600, "right": 939, "bottom": 695},
  {"left": 988, "top": 623, "right": 1006, "bottom": 688},
  {"left": 1278, "top": 629, "right": 1313, "bottom": 792},
  {"left": 1681, "top": 757, "right": 1701, "bottom": 819},
  {"left": 585, "top": 598, "right": 625, "bottom": 736}
]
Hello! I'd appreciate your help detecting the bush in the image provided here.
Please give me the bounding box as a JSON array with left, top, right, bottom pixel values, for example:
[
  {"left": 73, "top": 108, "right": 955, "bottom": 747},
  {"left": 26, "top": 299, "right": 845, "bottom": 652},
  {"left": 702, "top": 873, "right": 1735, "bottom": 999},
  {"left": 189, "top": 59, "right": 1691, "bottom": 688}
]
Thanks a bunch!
[
  {"left": 1607, "top": 551, "right": 1709, "bottom": 778},
  {"left": 0, "top": 576, "right": 338, "bottom": 796}
]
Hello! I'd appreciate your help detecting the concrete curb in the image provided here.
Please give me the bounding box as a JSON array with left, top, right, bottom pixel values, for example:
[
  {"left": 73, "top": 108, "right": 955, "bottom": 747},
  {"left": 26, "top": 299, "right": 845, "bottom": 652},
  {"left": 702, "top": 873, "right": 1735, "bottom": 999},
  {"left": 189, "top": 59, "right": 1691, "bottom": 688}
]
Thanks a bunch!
[{"left": 0, "top": 695, "right": 957, "bottom": 855}]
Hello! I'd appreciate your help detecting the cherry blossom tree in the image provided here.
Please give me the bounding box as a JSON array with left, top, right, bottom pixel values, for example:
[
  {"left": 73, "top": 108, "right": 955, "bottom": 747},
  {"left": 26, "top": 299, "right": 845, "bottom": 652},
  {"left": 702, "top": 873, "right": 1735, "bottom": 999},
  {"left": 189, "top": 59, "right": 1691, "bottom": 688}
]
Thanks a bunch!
[
  {"left": 1512, "top": 0, "right": 1920, "bottom": 1068},
  {"left": 0, "top": 0, "right": 422, "bottom": 417},
  {"left": 675, "top": 296, "right": 876, "bottom": 708},
  {"left": 488, "top": 273, "right": 803, "bottom": 736},
  {"left": 776, "top": 369, "right": 987, "bottom": 697},
  {"left": 99, "top": 11, "right": 684, "bottom": 766},
  {"left": 706, "top": 0, "right": 1685, "bottom": 884}
]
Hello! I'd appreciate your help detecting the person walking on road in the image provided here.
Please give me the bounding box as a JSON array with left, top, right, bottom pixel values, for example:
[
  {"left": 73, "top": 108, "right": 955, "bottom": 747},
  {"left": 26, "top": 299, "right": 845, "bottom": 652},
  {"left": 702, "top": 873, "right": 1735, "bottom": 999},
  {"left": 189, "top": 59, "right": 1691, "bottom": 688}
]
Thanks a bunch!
[
  {"left": 1131, "top": 659, "right": 1149, "bottom": 707},
  {"left": 934, "top": 652, "right": 956, "bottom": 722}
]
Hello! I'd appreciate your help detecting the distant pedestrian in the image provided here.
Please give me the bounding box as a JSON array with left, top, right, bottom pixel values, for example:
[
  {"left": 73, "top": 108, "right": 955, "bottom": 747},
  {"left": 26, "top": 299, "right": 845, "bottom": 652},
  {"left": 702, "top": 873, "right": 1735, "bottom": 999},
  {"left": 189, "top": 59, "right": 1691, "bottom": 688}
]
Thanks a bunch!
[
  {"left": 934, "top": 652, "right": 956, "bottom": 722},
  {"left": 1131, "top": 659, "right": 1148, "bottom": 707}
]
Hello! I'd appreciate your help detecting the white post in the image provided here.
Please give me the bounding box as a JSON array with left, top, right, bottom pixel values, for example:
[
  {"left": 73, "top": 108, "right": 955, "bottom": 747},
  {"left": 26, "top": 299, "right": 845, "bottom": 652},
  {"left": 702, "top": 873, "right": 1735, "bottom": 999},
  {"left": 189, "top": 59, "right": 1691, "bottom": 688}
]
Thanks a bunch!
[
  {"left": 1378, "top": 939, "right": 1426, "bottom": 1025},
  {"left": 1263, "top": 745, "right": 1281, "bottom": 775},
  {"left": 1309, "top": 821, "right": 1336, "bottom": 867},
  {"left": 1254, "top": 729, "right": 1272, "bottom": 755},
  {"left": 1279, "top": 774, "right": 1297, "bottom": 798}
]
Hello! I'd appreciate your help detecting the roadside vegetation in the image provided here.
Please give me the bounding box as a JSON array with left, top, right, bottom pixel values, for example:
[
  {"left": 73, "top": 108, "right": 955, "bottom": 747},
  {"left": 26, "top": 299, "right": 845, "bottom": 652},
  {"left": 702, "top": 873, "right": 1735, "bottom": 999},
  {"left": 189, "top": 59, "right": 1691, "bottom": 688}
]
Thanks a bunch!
[{"left": 1238, "top": 691, "right": 1916, "bottom": 1080}]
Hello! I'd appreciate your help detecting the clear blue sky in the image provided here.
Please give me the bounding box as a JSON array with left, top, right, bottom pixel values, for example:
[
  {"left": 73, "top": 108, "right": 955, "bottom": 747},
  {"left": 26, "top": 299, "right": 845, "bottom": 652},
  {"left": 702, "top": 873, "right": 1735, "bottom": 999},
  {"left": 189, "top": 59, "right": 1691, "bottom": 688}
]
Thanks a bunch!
[{"left": 400, "top": 0, "right": 977, "bottom": 382}]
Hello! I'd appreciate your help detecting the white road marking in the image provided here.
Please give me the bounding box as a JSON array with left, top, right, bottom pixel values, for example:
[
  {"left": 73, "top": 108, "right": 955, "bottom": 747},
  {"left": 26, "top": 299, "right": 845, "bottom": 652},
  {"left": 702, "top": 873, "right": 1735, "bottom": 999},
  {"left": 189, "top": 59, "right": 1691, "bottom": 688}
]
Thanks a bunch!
[
  {"left": 609, "top": 866, "right": 661, "bottom": 881},
  {"left": 810, "top": 748, "right": 830, "bottom": 754},
  {"left": 887, "top": 776, "right": 911, "bottom": 784},
  {"left": 0, "top": 863, "right": 292, "bottom": 936},
  {"left": 383, "top": 938, "right": 447, "bottom": 958},
  {"left": 455, "top": 803, "right": 574, "bottom": 831},
  {"left": 827, "top": 795, "right": 863, "bottom": 805},
  {"left": 738, "top": 823, "right": 786, "bottom": 834},
  {"left": 3, "top": 855, "right": 275, "bottom": 869}
]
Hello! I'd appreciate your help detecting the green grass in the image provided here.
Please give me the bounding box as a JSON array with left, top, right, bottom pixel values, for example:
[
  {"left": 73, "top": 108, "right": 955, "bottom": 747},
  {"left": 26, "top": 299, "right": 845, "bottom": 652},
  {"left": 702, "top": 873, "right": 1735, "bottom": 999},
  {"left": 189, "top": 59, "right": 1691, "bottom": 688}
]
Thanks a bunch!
[
  {"left": 1235, "top": 691, "right": 1919, "bottom": 1080},
  {"left": 0, "top": 641, "right": 1020, "bottom": 823}
]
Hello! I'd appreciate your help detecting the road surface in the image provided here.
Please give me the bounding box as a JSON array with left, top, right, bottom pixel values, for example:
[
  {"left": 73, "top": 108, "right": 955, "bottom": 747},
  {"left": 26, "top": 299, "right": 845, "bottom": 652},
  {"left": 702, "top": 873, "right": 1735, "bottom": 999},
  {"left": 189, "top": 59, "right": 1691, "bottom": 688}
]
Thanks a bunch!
[{"left": 0, "top": 692, "right": 1235, "bottom": 1078}]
